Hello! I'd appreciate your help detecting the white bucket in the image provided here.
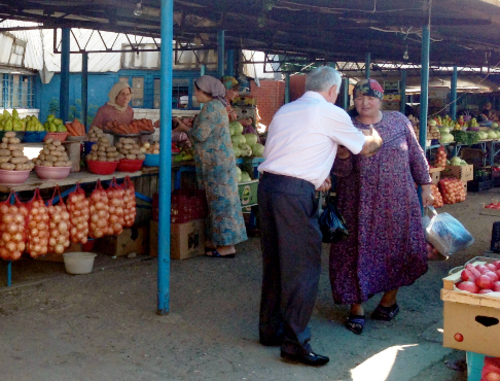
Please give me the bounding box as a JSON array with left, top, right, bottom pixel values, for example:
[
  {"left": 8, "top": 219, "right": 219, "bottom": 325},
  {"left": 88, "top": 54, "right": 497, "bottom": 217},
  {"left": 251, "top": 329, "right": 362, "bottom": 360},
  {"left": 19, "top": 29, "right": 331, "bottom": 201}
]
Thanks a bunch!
[{"left": 63, "top": 252, "right": 97, "bottom": 275}]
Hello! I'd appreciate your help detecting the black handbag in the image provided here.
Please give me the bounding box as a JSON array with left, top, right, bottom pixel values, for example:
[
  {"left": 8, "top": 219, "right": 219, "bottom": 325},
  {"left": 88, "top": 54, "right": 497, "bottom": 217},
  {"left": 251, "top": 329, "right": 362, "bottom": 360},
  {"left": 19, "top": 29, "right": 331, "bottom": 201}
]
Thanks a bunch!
[{"left": 318, "top": 191, "right": 349, "bottom": 244}]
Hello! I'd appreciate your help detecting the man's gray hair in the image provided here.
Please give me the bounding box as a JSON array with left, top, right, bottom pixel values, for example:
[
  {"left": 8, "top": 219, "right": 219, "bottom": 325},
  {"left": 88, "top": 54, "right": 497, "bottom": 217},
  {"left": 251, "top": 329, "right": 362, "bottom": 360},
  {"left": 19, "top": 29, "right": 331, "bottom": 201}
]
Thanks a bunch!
[{"left": 305, "top": 66, "right": 342, "bottom": 94}]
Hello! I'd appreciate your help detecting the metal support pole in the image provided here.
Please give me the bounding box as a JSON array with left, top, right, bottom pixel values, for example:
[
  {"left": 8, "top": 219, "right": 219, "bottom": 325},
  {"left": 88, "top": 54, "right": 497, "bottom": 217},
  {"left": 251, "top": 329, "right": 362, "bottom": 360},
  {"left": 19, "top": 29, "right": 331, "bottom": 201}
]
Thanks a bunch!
[
  {"left": 227, "top": 49, "right": 235, "bottom": 77},
  {"left": 60, "top": 28, "right": 71, "bottom": 123},
  {"left": 365, "top": 53, "right": 371, "bottom": 79},
  {"left": 157, "top": 0, "right": 173, "bottom": 315},
  {"left": 342, "top": 78, "right": 350, "bottom": 110},
  {"left": 217, "top": 30, "right": 225, "bottom": 79},
  {"left": 450, "top": 66, "right": 458, "bottom": 120},
  {"left": 284, "top": 73, "right": 290, "bottom": 104},
  {"left": 81, "top": 52, "right": 88, "bottom": 131},
  {"left": 400, "top": 69, "right": 407, "bottom": 115},
  {"left": 419, "top": 25, "right": 430, "bottom": 150}
]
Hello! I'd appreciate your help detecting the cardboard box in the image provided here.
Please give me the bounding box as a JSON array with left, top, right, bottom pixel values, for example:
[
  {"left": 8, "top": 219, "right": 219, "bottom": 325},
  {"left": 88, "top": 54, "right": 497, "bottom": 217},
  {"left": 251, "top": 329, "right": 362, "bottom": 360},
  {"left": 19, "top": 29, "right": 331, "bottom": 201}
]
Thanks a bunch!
[
  {"left": 441, "top": 257, "right": 500, "bottom": 357},
  {"left": 443, "top": 165, "right": 474, "bottom": 182},
  {"left": 238, "top": 180, "right": 258, "bottom": 207},
  {"left": 149, "top": 219, "right": 205, "bottom": 260},
  {"left": 95, "top": 226, "right": 148, "bottom": 256},
  {"left": 430, "top": 171, "right": 441, "bottom": 185}
]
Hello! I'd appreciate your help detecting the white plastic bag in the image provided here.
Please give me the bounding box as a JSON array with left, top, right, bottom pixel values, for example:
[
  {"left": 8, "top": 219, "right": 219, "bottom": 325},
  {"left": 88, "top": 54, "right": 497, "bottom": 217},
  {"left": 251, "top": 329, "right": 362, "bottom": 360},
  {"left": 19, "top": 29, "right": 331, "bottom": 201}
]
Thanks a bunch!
[{"left": 425, "top": 206, "right": 474, "bottom": 255}]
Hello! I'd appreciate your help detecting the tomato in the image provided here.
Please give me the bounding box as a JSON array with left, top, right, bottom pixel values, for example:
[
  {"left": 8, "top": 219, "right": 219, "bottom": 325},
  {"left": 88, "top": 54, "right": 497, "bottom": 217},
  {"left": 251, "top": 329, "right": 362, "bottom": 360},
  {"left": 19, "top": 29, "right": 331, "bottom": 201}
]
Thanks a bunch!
[
  {"left": 466, "top": 264, "right": 481, "bottom": 280},
  {"left": 494, "top": 260, "right": 500, "bottom": 270},
  {"left": 453, "top": 333, "right": 464, "bottom": 342},
  {"left": 479, "top": 289, "right": 493, "bottom": 294},
  {"left": 484, "top": 271, "right": 499, "bottom": 282},
  {"left": 457, "top": 281, "right": 479, "bottom": 293},
  {"left": 493, "top": 281, "right": 500, "bottom": 292},
  {"left": 476, "top": 274, "right": 494, "bottom": 290},
  {"left": 475, "top": 264, "right": 489, "bottom": 274}
]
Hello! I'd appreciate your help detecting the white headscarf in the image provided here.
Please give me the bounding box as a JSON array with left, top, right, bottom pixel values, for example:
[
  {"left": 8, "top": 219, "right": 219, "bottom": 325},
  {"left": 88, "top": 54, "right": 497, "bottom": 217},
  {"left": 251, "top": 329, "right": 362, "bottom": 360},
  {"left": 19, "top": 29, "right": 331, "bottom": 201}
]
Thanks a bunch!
[{"left": 107, "top": 82, "right": 132, "bottom": 111}]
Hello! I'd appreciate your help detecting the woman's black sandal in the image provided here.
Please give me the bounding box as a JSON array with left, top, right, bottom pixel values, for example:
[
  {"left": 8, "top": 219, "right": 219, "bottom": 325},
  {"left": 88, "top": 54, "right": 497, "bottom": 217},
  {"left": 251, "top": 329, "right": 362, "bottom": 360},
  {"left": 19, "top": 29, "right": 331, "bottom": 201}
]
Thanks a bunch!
[
  {"left": 371, "top": 303, "right": 399, "bottom": 321},
  {"left": 205, "top": 249, "right": 235, "bottom": 258},
  {"left": 345, "top": 314, "right": 365, "bottom": 335}
]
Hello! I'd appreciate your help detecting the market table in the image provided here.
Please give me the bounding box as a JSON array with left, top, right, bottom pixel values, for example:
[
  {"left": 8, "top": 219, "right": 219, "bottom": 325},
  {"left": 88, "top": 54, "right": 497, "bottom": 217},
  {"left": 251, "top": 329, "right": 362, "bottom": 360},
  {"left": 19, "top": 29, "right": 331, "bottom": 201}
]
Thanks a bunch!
[{"left": 426, "top": 140, "right": 500, "bottom": 167}]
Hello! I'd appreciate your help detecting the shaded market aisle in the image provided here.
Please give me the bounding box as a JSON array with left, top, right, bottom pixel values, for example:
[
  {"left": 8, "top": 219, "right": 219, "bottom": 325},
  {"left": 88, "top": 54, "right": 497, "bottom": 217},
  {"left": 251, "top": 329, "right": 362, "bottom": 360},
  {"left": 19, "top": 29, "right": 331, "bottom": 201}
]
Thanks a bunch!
[{"left": 2, "top": 189, "right": 499, "bottom": 380}]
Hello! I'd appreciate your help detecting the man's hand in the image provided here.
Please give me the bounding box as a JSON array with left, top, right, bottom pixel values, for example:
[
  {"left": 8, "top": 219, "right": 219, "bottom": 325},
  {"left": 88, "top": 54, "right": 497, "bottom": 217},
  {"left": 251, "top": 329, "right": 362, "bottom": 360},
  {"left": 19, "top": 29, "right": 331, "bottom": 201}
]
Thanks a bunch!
[
  {"left": 337, "top": 145, "right": 350, "bottom": 159},
  {"left": 360, "top": 126, "right": 383, "bottom": 157},
  {"left": 317, "top": 176, "right": 331, "bottom": 192}
]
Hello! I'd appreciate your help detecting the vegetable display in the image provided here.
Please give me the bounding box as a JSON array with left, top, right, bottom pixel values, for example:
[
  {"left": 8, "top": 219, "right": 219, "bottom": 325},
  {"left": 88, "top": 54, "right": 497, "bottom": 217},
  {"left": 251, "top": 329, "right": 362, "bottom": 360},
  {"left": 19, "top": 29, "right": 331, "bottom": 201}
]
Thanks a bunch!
[
  {"left": 102, "top": 119, "right": 154, "bottom": 135},
  {"left": 450, "top": 130, "right": 480, "bottom": 145},
  {"left": 122, "top": 176, "right": 136, "bottom": 228},
  {"left": 0, "top": 194, "right": 27, "bottom": 260},
  {"left": 457, "top": 261, "right": 500, "bottom": 294},
  {"left": 140, "top": 141, "right": 160, "bottom": 154},
  {"left": 47, "top": 187, "right": 71, "bottom": 254},
  {"left": 87, "top": 126, "right": 106, "bottom": 142},
  {"left": 65, "top": 119, "right": 86, "bottom": 137},
  {"left": 0, "top": 131, "right": 35, "bottom": 171},
  {"left": 430, "top": 184, "right": 444, "bottom": 208},
  {"left": 34, "top": 139, "right": 72, "bottom": 167},
  {"left": 434, "top": 145, "right": 447, "bottom": 168},
  {"left": 106, "top": 178, "right": 125, "bottom": 236},
  {"left": 26, "top": 189, "right": 49, "bottom": 258},
  {"left": 439, "top": 178, "right": 466, "bottom": 204},
  {"left": 86, "top": 136, "right": 119, "bottom": 162},
  {"left": 89, "top": 180, "right": 110, "bottom": 239},
  {"left": 115, "top": 138, "right": 145, "bottom": 161},
  {"left": 67, "top": 184, "right": 90, "bottom": 244}
]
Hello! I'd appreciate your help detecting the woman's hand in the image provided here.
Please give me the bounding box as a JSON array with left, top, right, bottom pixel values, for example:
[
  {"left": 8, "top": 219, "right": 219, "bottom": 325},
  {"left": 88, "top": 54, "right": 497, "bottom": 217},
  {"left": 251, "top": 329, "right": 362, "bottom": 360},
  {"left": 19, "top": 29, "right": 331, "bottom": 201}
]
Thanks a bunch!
[
  {"left": 421, "top": 184, "right": 434, "bottom": 207},
  {"left": 173, "top": 118, "right": 192, "bottom": 133},
  {"left": 317, "top": 176, "right": 332, "bottom": 192}
]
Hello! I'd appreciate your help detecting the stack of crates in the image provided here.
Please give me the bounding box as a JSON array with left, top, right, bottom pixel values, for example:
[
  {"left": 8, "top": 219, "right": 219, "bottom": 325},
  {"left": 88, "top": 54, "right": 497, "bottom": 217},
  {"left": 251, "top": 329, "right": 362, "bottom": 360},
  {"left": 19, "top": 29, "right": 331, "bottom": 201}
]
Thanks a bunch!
[{"left": 152, "top": 190, "right": 207, "bottom": 223}]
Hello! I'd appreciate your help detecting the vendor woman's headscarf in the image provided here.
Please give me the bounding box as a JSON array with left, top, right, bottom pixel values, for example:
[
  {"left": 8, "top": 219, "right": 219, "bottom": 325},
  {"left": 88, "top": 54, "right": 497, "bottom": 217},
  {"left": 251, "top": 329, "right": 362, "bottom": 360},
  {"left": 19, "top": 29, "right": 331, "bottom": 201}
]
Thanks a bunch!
[
  {"left": 354, "top": 79, "right": 384, "bottom": 100},
  {"left": 222, "top": 76, "right": 239, "bottom": 90},
  {"left": 107, "top": 81, "right": 132, "bottom": 111},
  {"left": 195, "top": 75, "right": 228, "bottom": 106}
]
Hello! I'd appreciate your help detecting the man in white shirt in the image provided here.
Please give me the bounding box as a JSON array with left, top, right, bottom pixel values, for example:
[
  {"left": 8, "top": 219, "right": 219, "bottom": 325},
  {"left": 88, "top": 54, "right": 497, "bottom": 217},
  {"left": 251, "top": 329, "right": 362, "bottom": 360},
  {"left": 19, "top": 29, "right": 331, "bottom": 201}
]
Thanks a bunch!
[{"left": 257, "top": 66, "right": 382, "bottom": 366}]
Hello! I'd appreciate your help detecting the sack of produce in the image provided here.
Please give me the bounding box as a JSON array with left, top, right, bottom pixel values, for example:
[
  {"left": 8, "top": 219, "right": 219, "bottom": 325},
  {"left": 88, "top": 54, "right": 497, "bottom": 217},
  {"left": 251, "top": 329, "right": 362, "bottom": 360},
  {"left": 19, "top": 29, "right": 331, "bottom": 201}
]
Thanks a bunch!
[
  {"left": 89, "top": 179, "right": 110, "bottom": 239},
  {"left": 434, "top": 145, "right": 448, "bottom": 168},
  {"left": 438, "top": 178, "right": 466, "bottom": 204},
  {"left": 0, "top": 191, "right": 28, "bottom": 260},
  {"left": 67, "top": 183, "right": 90, "bottom": 244},
  {"left": 430, "top": 184, "right": 444, "bottom": 208},
  {"left": 121, "top": 176, "right": 136, "bottom": 228},
  {"left": 425, "top": 206, "right": 474, "bottom": 255},
  {"left": 47, "top": 186, "right": 71, "bottom": 255},
  {"left": 26, "top": 188, "right": 50, "bottom": 258},
  {"left": 106, "top": 177, "right": 125, "bottom": 236}
]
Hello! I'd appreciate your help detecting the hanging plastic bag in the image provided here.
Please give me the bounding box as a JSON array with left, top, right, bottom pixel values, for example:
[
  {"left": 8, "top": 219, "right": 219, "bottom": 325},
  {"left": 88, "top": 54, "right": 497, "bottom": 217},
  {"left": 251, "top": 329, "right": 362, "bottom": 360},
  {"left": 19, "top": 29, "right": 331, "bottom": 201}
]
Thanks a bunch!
[
  {"left": 67, "top": 182, "right": 90, "bottom": 244},
  {"left": 0, "top": 191, "right": 28, "bottom": 261},
  {"left": 106, "top": 177, "right": 125, "bottom": 236},
  {"left": 26, "top": 188, "right": 50, "bottom": 258},
  {"left": 122, "top": 176, "right": 136, "bottom": 228},
  {"left": 47, "top": 186, "right": 71, "bottom": 255},
  {"left": 89, "top": 179, "right": 110, "bottom": 239},
  {"left": 318, "top": 192, "right": 348, "bottom": 244},
  {"left": 425, "top": 206, "right": 474, "bottom": 255}
]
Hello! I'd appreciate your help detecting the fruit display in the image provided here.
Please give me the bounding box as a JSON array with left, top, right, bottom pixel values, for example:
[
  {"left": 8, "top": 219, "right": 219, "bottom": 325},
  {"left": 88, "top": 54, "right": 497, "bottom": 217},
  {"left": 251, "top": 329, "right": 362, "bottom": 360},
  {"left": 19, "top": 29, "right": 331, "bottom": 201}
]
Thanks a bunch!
[
  {"left": 65, "top": 119, "right": 86, "bottom": 137},
  {"left": 140, "top": 141, "right": 160, "bottom": 154},
  {"left": 0, "top": 109, "right": 23, "bottom": 131},
  {"left": 434, "top": 145, "right": 448, "bottom": 168},
  {"left": 102, "top": 118, "right": 155, "bottom": 135},
  {"left": 0, "top": 132, "right": 34, "bottom": 171},
  {"left": 229, "top": 121, "right": 264, "bottom": 158},
  {"left": 33, "top": 139, "right": 72, "bottom": 167},
  {"left": 24, "top": 115, "right": 44, "bottom": 132},
  {"left": 173, "top": 146, "right": 194, "bottom": 162},
  {"left": 415, "top": 119, "right": 441, "bottom": 141},
  {"left": 456, "top": 261, "right": 500, "bottom": 294},
  {"left": 85, "top": 136, "right": 119, "bottom": 162},
  {"left": 87, "top": 125, "right": 106, "bottom": 142},
  {"left": 115, "top": 138, "right": 145, "bottom": 160},
  {"left": 43, "top": 114, "right": 67, "bottom": 132}
]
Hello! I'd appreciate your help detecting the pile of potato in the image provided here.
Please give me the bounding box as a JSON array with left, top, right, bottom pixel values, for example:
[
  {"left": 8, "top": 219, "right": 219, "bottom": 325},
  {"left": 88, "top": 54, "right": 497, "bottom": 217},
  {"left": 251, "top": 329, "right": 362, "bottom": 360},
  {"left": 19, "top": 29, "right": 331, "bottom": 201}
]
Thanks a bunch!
[
  {"left": 34, "top": 139, "right": 72, "bottom": 167},
  {"left": 87, "top": 126, "right": 106, "bottom": 142},
  {"left": 115, "top": 138, "right": 146, "bottom": 160},
  {"left": 140, "top": 141, "right": 160, "bottom": 154},
  {"left": 0, "top": 132, "right": 34, "bottom": 171},
  {"left": 85, "top": 136, "right": 119, "bottom": 162}
]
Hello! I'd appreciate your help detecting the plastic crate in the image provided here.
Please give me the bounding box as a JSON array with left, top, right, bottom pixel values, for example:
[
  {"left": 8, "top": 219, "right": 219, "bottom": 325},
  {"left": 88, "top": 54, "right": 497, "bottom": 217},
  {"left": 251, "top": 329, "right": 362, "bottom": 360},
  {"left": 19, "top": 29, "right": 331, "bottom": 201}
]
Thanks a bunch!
[
  {"left": 238, "top": 180, "right": 258, "bottom": 207},
  {"left": 468, "top": 180, "right": 493, "bottom": 192},
  {"left": 171, "top": 189, "right": 207, "bottom": 224}
]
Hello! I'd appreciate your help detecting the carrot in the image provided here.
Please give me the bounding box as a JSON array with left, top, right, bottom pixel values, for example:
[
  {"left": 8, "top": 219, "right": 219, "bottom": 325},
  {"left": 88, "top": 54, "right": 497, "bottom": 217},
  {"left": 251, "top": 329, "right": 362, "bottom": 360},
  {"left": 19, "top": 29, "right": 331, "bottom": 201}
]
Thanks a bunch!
[{"left": 66, "top": 124, "right": 79, "bottom": 136}]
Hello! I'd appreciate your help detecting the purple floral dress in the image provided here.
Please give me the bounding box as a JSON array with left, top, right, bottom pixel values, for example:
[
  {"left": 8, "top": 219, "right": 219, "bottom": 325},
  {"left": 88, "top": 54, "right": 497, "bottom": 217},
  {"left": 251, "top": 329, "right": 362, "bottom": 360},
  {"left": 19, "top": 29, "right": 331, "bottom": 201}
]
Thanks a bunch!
[{"left": 329, "top": 111, "right": 431, "bottom": 305}]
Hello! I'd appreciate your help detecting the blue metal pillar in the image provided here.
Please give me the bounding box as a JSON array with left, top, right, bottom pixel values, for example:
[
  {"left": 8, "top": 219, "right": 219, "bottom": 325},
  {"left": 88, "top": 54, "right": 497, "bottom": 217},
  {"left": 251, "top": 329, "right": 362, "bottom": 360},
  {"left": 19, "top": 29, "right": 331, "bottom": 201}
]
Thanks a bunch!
[
  {"left": 419, "top": 26, "right": 430, "bottom": 149},
  {"left": 450, "top": 66, "right": 458, "bottom": 120},
  {"left": 227, "top": 49, "right": 235, "bottom": 77},
  {"left": 284, "top": 73, "right": 290, "bottom": 104},
  {"left": 60, "top": 28, "right": 71, "bottom": 123},
  {"left": 365, "top": 53, "right": 371, "bottom": 79},
  {"left": 400, "top": 69, "right": 407, "bottom": 114},
  {"left": 199, "top": 64, "right": 206, "bottom": 109},
  {"left": 81, "top": 52, "right": 88, "bottom": 131},
  {"left": 217, "top": 30, "right": 225, "bottom": 79},
  {"left": 157, "top": 0, "right": 173, "bottom": 315},
  {"left": 342, "top": 78, "right": 350, "bottom": 110}
]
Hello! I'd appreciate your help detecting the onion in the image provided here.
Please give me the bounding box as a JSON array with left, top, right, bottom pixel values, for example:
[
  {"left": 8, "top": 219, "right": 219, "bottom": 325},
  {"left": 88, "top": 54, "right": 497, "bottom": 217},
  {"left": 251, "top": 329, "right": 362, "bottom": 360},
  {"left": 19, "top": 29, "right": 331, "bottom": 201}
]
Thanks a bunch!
[
  {"left": 2, "top": 214, "right": 12, "bottom": 224},
  {"left": 12, "top": 232, "right": 23, "bottom": 242},
  {"left": 1, "top": 232, "right": 10, "bottom": 242},
  {"left": 6, "top": 223, "right": 17, "bottom": 234}
]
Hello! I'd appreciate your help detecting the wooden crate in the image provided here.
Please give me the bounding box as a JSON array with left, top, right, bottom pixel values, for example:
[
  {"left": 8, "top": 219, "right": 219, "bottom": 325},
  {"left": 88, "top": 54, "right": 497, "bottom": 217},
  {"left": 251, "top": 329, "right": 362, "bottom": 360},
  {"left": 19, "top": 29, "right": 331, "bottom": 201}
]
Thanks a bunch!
[{"left": 444, "top": 165, "right": 474, "bottom": 182}]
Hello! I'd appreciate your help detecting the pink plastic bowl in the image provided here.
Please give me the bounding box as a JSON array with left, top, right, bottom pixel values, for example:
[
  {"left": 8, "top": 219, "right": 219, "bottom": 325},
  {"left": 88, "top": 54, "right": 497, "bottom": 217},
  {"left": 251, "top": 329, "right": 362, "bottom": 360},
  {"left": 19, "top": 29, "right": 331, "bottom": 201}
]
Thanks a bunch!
[
  {"left": 34, "top": 165, "right": 72, "bottom": 180},
  {"left": 0, "top": 169, "right": 31, "bottom": 184},
  {"left": 44, "top": 132, "right": 69, "bottom": 142}
]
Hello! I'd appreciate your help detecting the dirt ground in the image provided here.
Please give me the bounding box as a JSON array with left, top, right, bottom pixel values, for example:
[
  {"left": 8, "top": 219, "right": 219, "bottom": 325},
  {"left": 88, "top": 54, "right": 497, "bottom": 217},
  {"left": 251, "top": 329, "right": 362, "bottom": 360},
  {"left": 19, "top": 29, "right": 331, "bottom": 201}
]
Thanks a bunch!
[{"left": 1, "top": 189, "right": 499, "bottom": 381}]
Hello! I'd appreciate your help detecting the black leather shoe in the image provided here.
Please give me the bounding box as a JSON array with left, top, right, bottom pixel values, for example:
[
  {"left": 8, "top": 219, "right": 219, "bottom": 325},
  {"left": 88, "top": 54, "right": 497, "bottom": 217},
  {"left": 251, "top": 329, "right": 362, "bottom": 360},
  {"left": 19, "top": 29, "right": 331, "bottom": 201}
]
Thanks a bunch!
[{"left": 280, "top": 350, "right": 329, "bottom": 366}]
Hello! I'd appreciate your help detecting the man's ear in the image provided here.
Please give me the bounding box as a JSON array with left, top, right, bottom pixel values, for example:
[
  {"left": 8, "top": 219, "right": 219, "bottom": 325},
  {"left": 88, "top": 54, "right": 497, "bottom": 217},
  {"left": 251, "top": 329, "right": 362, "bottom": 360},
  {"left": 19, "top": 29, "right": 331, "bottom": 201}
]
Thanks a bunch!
[{"left": 330, "top": 85, "right": 338, "bottom": 98}]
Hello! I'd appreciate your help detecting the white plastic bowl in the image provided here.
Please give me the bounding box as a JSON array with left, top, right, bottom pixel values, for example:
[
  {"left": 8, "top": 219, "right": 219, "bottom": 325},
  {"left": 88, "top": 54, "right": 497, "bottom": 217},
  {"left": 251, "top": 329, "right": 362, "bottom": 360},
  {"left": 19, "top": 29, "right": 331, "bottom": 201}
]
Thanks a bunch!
[{"left": 63, "top": 252, "right": 97, "bottom": 274}]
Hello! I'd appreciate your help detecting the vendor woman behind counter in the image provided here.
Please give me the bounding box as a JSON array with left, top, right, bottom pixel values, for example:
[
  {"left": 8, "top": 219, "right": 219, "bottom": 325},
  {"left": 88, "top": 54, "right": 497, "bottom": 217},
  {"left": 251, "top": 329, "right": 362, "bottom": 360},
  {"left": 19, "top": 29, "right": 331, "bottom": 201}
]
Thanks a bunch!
[{"left": 91, "top": 82, "right": 134, "bottom": 129}]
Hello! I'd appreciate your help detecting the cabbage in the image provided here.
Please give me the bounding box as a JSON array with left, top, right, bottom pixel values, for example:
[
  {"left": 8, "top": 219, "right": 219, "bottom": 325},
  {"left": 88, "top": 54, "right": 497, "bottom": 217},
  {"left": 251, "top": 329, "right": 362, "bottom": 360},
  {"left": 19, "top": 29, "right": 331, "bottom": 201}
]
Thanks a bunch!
[
  {"left": 229, "top": 121, "right": 244, "bottom": 135},
  {"left": 231, "top": 135, "right": 246, "bottom": 146},
  {"left": 450, "top": 156, "right": 461, "bottom": 166},
  {"left": 240, "top": 172, "right": 252, "bottom": 182},
  {"left": 488, "top": 130, "right": 497, "bottom": 139},
  {"left": 460, "top": 160, "right": 468, "bottom": 166},
  {"left": 244, "top": 133, "right": 258, "bottom": 146},
  {"left": 251, "top": 143, "right": 265, "bottom": 157},
  {"left": 439, "top": 127, "right": 451, "bottom": 134},
  {"left": 428, "top": 119, "right": 437, "bottom": 127},
  {"left": 492, "top": 122, "right": 499, "bottom": 129},
  {"left": 239, "top": 143, "right": 253, "bottom": 157},
  {"left": 235, "top": 166, "right": 242, "bottom": 177},
  {"left": 439, "top": 133, "right": 454, "bottom": 144},
  {"left": 233, "top": 146, "right": 241, "bottom": 158}
]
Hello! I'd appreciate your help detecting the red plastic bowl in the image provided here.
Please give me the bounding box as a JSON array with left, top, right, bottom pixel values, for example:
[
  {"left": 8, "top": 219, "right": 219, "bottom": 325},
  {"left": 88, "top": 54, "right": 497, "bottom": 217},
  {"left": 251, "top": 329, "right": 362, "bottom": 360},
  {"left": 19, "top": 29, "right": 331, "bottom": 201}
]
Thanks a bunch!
[
  {"left": 34, "top": 165, "right": 72, "bottom": 180},
  {"left": 117, "top": 159, "right": 144, "bottom": 172},
  {"left": 44, "top": 132, "right": 69, "bottom": 142},
  {"left": 87, "top": 160, "right": 118, "bottom": 175},
  {"left": 0, "top": 169, "right": 31, "bottom": 184}
]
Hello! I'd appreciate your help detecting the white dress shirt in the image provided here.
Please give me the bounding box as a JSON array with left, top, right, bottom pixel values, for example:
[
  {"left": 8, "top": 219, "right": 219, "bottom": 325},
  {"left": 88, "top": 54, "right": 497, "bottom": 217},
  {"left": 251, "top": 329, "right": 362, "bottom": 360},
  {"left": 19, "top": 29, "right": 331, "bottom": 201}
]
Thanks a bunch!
[{"left": 258, "top": 91, "right": 366, "bottom": 189}]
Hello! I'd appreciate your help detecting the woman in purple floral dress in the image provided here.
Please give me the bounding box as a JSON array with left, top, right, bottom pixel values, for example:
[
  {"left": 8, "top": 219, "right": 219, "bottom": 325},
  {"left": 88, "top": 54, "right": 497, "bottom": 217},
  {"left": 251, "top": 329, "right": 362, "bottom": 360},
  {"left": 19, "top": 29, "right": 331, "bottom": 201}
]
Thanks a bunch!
[{"left": 329, "top": 79, "right": 434, "bottom": 334}]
